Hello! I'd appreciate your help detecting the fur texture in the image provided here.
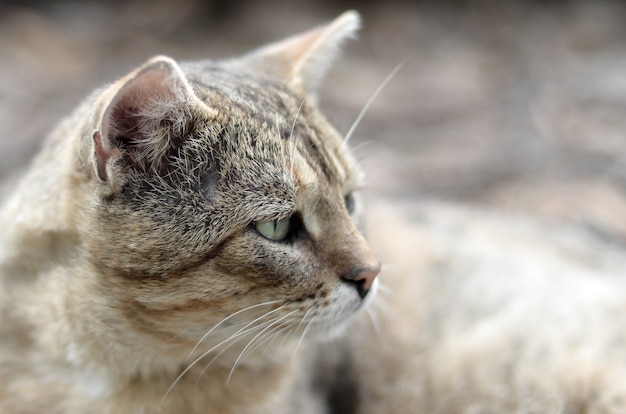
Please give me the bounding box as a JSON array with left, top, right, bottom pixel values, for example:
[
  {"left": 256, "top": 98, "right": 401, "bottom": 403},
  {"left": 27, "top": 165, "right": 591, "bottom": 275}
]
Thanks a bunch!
[
  {"left": 0, "top": 11, "right": 379, "bottom": 413},
  {"left": 3, "top": 9, "right": 626, "bottom": 414}
]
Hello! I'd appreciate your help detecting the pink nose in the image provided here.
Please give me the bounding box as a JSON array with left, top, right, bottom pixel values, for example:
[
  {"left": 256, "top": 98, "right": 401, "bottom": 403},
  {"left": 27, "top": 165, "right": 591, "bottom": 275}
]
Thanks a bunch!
[{"left": 344, "top": 264, "right": 381, "bottom": 299}]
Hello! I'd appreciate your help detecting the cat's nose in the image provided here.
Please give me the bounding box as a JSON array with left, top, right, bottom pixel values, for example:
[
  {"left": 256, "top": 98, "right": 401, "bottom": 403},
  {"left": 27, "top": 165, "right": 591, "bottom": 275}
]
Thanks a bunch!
[{"left": 342, "top": 264, "right": 381, "bottom": 299}]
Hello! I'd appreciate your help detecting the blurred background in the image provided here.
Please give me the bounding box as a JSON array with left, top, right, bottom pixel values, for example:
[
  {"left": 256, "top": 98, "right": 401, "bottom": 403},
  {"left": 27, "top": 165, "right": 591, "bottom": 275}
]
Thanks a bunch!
[{"left": 1, "top": 0, "right": 626, "bottom": 243}]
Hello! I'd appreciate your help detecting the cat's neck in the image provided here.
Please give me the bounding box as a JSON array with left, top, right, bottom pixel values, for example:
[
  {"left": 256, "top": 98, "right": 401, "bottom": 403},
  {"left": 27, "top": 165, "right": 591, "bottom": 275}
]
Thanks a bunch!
[{"left": 0, "top": 265, "right": 307, "bottom": 410}]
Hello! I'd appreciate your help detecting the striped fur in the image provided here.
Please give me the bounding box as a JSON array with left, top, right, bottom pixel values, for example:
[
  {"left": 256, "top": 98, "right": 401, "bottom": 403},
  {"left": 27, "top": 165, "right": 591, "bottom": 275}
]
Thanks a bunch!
[{"left": 0, "top": 11, "right": 379, "bottom": 413}]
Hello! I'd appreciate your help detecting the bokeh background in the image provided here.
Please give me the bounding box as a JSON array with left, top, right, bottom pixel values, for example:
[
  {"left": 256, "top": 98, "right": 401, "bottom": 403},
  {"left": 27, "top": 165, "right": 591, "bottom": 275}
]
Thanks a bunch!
[{"left": 2, "top": 0, "right": 626, "bottom": 243}]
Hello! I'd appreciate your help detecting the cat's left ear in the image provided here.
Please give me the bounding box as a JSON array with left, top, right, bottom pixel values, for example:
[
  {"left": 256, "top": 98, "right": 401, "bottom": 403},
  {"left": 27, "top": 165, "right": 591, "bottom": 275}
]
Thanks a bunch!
[
  {"left": 245, "top": 10, "right": 361, "bottom": 99},
  {"left": 92, "top": 56, "right": 209, "bottom": 183}
]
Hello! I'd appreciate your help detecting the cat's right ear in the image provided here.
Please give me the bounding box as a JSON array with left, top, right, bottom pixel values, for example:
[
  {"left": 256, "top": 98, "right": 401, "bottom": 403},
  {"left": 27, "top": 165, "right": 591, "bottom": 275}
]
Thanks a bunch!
[
  {"left": 92, "top": 56, "right": 212, "bottom": 183},
  {"left": 244, "top": 11, "right": 361, "bottom": 100}
]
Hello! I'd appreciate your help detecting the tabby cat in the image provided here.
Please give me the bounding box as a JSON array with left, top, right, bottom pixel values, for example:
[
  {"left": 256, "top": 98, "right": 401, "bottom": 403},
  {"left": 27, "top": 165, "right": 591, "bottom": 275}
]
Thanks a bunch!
[
  {"left": 0, "top": 11, "right": 381, "bottom": 414},
  {"left": 3, "top": 9, "right": 626, "bottom": 414}
]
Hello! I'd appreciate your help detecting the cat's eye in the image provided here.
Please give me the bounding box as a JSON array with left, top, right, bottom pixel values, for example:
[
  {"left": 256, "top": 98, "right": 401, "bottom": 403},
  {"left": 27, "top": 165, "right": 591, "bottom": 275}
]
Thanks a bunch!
[
  {"left": 344, "top": 192, "right": 356, "bottom": 214},
  {"left": 255, "top": 218, "right": 290, "bottom": 241}
]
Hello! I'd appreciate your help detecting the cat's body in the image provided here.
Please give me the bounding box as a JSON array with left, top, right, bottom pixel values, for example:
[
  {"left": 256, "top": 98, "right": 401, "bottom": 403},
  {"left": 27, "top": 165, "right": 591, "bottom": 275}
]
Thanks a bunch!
[
  {"left": 2, "top": 10, "right": 626, "bottom": 414},
  {"left": 359, "top": 200, "right": 626, "bottom": 413}
]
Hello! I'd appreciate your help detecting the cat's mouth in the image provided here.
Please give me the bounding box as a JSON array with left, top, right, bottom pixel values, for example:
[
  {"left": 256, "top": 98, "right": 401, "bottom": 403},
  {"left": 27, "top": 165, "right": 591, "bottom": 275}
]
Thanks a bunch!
[{"left": 287, "top": 276, "right": 379, "bottom": 335}]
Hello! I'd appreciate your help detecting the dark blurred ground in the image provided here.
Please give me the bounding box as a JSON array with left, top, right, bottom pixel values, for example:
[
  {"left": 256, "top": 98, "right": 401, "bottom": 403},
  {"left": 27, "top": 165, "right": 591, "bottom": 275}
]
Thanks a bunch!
[{"left": 2, "top": 0, "right": 626, "bottom": 242}]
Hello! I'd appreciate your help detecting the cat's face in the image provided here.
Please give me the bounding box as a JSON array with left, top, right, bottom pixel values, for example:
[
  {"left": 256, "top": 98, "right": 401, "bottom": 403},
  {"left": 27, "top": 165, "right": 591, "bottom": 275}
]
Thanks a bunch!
[{"left": 78, "top": 12, "right": 378, "bottom": 362}]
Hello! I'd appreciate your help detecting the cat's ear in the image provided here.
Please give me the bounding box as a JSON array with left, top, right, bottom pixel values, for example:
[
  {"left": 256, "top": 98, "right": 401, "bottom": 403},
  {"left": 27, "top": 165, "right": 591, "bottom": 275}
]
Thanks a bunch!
[
  {"left": 246, "top": 10, "right": 360, "bottom": 98},
  {"left": 92, "top": 56, "right": 204, "bottom": 182}
]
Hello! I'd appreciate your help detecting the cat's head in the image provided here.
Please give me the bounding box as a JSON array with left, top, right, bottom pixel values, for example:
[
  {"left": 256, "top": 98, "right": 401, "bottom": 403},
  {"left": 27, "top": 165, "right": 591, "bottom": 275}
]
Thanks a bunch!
[{"left": 76, "top": 11, "right": 379, "bottom": 365}]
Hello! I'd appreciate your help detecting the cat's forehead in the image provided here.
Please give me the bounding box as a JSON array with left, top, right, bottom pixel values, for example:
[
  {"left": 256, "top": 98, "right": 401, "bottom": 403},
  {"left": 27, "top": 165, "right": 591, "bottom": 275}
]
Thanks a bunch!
[
  {"left": 182, "top": 61, "right": 358, "bottom": 189},
  {"left": 184, "top": 62, "right": 301, "bottom": 123}
]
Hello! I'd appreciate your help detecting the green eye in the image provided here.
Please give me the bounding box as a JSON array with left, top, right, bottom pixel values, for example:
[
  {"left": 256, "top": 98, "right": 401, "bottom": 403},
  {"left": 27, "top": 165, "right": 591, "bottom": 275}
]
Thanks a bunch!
[{"left": 255, "top": 218, "right": 290, "bottom": 241}]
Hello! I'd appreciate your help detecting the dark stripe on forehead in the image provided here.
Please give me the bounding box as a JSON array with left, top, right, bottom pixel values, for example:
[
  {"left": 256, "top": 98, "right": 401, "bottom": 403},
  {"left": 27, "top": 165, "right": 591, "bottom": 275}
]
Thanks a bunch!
[
  {"left": 296, "top": 124, "right": 340, "bottom": 184},
  {"left": 189, "top": 70, "right": 349, "bottom": 185}
]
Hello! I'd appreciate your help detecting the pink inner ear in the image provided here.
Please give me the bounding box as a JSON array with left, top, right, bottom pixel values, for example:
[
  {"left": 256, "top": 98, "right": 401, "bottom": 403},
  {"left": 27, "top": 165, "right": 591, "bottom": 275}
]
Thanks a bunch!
[
  {"left": 102, "top": 68, "right": 177, "bottom": 142},
  {"left": 117, "top": 69, "right": 177, "bottom": 109},
  {"left": 96, "top": 62, "right": 186, "bottom": 181}
]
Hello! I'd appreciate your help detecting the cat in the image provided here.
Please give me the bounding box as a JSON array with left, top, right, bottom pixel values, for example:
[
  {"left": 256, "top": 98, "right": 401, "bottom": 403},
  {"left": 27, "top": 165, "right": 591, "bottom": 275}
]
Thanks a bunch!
[
  {"left": 0, "top": 10, "right": 380, "bottom": 414},
  {"left": 3, "top": 8, "right": 626, "bottom": 414}
]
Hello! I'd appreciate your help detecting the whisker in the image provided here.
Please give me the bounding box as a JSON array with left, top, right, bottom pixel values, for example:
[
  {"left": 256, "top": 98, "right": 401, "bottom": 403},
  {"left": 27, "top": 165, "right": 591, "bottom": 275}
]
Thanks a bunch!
[
  {"left": 256, "top": 318, "right": 301, "bottom": 357},
  {"left": 342, "top": 61, "right": 405, "bottom": 148},
  {"left": 370, "top": 296, "right": 392, "bottom": 318},
  {"left": 293, "top": 308, "right": 317, "bottom": 357},
  {"left": 296, "top": 306, "right": 315, "bottom": 333},
  {"left": 186, "top": 300, "right": 282, "bottom": 361},
  {"left": 196, "top": 322, "right": 275, "bottom": 383},
  {"left": 227, "top": 310, "right": 299, "bottom": 383},
  {"left": 285, "top": 306, "right": 315, "bottom": 361},
  {"left": 365, "top": 306, "right": 385, "bottom": 345},
  {"left": 353, "top": 148, "right": 382, "bottom": 166},
  {"left": 195, "top": 313, "right": 295, "bottom": 383},
  {"left": 350, "top": 140, "right": 374, "bottom": 156},
  {"left": 162, "top": 304, "right": 286, "bottom": 406},
  {"left": 375, "top": 281, "right": 394, "bottom": 296},
  {"left": 289, "top": 99, "right": 306, "bottom": 177},
  {"left": 276, "top": 320, "right": 299, "bottom": 353}
]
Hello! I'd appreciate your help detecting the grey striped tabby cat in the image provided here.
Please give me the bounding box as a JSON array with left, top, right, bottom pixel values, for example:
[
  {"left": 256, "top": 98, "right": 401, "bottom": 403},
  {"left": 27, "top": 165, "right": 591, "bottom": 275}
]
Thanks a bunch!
[{"left": 2, "top": 10, "right": 626, "bottom": 414}]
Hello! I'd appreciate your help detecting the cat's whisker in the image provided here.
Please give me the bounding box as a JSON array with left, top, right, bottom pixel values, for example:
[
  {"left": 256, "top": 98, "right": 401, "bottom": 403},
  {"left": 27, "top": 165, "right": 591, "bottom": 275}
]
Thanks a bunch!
[
  {"left": 341, "top": 61, "right": 405, "bottom": 148},
  {"left": 294, "top": 306, "right": 315, "bottom": 337},
  {"left": 186, "top": 300, "right": 282, "bottom": 361},
  {"left": 255, "top": 318, "right": 301, "bottom": 357},
  {"left": 194, "top": 313, "right": 295, "bottom": 385},
  {"left": 163, "top": 305, "right": 287, "bottom": 405},
  {"left": 293, "top": 308, "right": 317, "bottom": 357},
  {"left": 289, "top": 99, "right": 306, "bottom": 177},
  {"left": 350, "top": 140, "right": 374, "bottom": 156},
  {"left": 365, "top": 306, "right": 385, "bottom": 345},
  {"left": 284, "top": 306, "right": 314, "bottom": 361},
  {"left": 353, "top": 147, "right": 382, "bottom": 165},
  {"left": 200, "top": 306, "right": 290, "bottom": 361},
  {"left": 375, "top": 280, "right": 394, "bottom": 296},
  {"left": 168, "top": 326, "right": 196, "bottom": 343},
  {"left": 237, "top": 319, "right": 291, "bottom": 362},
  {"left": 276, "top": 318, "right": 301, "bottom": 353},
  {"left": 227, "top": 310, "right": 299, "bottom": 383},
  {"left": 370, "top": 296, "right": 392, "bottom": 318}
]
